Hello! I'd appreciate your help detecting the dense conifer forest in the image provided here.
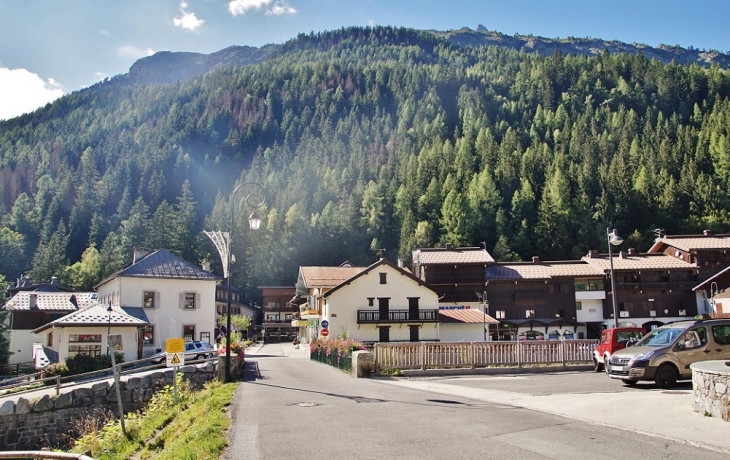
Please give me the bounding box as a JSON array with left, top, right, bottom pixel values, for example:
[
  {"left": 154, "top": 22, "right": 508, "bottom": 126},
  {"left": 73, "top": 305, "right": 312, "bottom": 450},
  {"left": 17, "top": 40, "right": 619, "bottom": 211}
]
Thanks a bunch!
[{"left": 1, "top": 26, "right": 730, "bottom": 302}]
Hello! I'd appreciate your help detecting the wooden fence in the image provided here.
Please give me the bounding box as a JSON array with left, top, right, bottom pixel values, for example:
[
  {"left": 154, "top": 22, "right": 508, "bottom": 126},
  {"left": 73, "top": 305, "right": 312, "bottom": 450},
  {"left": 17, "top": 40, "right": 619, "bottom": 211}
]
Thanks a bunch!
[{"left": 374, "top": 340, "right": 598, "bottom": 372}]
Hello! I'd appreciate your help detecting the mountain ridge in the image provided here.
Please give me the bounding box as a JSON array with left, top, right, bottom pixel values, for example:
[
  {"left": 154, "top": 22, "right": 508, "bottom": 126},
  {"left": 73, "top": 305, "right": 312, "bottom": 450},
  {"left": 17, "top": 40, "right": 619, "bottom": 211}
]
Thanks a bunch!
[{"left": 110, "top": 26, "right": 730, "bottom": 88}]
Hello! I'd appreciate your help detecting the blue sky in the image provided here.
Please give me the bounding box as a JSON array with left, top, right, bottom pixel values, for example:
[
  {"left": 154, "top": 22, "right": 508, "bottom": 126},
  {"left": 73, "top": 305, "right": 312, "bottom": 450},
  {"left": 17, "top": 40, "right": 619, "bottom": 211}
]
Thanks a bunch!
[{"left": 1, "top": 0, "right": 729, "bottom": 120}]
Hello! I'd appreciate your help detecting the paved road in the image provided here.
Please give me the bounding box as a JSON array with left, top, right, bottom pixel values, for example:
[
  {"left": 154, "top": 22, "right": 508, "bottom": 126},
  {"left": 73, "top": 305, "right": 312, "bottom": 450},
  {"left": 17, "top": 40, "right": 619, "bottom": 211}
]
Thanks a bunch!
[{"left": 224, "top": 343, "right": 728, "bottom": 459}]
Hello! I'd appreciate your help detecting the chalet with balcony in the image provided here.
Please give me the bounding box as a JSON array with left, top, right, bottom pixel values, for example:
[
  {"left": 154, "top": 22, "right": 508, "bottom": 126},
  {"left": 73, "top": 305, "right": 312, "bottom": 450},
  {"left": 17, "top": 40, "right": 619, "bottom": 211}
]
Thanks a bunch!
[
  {"left": 648, "top": 231, "right": 730, "bottom": 283},
  {"left": 582, "top": 248, "right": 699, "bottom": 330},
  {"left": 485, "top": 258, "right": 600, "bottom": 340},
  {"left": 215, "top": 279, "right": 260, "bottom": 339},
  {"left": 412, "top": 244, "right": 493, "bottom": 309},
  {"left": 258, "top": 285, "right": 298, "bottom": 342},
  {"left": 322, "top": 258, "right": 440, "bottom": 343},
  {"left": 293, "top": 262, "right": 366, "bottom": 342}
]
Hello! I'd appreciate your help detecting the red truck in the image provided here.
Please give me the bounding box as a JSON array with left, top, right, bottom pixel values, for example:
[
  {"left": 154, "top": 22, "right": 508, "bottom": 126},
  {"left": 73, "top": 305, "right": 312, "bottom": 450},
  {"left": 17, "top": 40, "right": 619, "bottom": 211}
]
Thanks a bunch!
[{"left": 592, "top": 327, "right": 645, "bottom": 372}]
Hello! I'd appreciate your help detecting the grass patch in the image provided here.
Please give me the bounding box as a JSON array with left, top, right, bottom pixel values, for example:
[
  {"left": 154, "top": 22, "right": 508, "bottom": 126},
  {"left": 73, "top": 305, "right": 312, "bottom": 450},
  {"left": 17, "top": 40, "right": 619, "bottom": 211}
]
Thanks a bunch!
[{"left": 67, "top": 377, "right": 237, "bottom": 460}]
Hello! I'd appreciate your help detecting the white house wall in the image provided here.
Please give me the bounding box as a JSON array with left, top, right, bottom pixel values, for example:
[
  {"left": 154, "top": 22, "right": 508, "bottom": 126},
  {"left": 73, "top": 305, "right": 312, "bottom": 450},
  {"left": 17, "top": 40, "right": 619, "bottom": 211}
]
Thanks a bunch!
[
  {"left": 575, "top": 298, "right": 604, "bottom": 323},
  {"left": 323, "top": 264, "right": 439, "bottom": 342},
  {"left": 7, "top": 330, "right": 36, "bottom": 364},
  {"left": 97, "top": 276, "right": 216, "bottom": 355},
  {"left": 37, "top": 326, "right": 140, "bottom": 363},
  {"left": 439, "top": 323, "right": 484, "bottom": 342}
]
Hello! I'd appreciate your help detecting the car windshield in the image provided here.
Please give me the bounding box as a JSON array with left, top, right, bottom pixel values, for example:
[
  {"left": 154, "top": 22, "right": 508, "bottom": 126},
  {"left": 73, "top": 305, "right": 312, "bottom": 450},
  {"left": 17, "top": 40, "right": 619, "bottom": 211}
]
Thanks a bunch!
[{"left": 634, "top": 327, "right": 684, "bottom": 347}]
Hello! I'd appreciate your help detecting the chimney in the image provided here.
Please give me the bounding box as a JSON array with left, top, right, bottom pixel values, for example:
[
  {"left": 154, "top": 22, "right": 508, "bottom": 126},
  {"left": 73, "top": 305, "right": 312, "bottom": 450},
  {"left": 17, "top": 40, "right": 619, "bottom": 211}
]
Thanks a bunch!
[
  {"left": 588, "top": 250, "right": 599, "bottom": 258},
  {"left": 133, "top": 247, "right": 152, "bottom": 264},
  {"left": 202, "top": 260, "right": 211, "bottom": 271},
  {"left": 397, "top": 259, "right": 404, "bottom": 268},
  {"left": 50, "top": 276, "right": 59, "bottom": 286},
  {"left": 703, "top": 229, "right": 713, "bottom": 236},
  {"left": 627, "top": 248, "right": 636, "bottom": 255},
  {"left": 445, "top": 243, "right": 453, "bottom": 250},
  {"left": 620, "top": 251, "right": 626, "bottom": 259},
  {"left": 532, "top": 256, "right": 541, "bottom": 264}
]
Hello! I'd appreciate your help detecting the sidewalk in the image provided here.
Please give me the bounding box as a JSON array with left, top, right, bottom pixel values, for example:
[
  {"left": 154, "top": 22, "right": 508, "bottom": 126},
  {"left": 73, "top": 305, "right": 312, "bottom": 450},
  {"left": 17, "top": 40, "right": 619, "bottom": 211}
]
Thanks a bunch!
[{"left": 382, "top": 377, "right": 730, "bottom": 454}]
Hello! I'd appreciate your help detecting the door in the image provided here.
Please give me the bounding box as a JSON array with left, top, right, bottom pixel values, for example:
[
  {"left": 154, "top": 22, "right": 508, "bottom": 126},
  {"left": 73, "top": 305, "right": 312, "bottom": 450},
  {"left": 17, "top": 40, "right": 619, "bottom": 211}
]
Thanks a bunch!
[
  {"left": 378, "top": 298, "right": 390, "bottom": 322},
  {"left": 408, "top": 297, "right": 419, "bottom": 321},
  {"left": 675, "top": 327, "right": 708, "bottom": 378},
  {"left": 379, "top": 326, "right": 390, "bottom": 343},
  {"left": 409, "top": 325, "right": 419, "bottom": 342}
]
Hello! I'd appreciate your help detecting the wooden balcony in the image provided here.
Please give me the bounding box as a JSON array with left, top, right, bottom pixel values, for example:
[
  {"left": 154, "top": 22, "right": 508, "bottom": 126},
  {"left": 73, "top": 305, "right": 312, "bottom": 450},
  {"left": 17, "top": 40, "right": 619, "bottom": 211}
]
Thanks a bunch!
[
  {"left": 357, "top": 309, "right": 439, "bottom": 324},
  {"left": 424, "top": 274, "right": 485, "bottom": 285}
]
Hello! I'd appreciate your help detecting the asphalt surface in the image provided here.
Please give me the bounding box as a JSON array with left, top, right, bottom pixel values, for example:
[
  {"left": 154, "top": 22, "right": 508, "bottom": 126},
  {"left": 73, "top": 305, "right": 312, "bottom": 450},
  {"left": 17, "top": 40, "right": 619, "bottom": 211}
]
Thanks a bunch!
[{"left": 224, "top": 342, "right": 730, "bottom": 459}]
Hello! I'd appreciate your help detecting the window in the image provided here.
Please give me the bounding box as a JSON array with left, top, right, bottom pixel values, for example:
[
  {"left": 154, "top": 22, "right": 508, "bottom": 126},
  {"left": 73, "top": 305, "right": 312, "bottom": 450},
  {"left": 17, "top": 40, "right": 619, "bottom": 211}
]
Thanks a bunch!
[
  {"left": 575, "top": 279, "right": 605, "bottom": 291},
  {"left": 184, "top": 293, "right": 196, "bottom": 309},
  {"left": 495, "top": 310, "right": 505, "bottom": 319},
  {"left": 575, "top": 302, "right": 582, "bottom": 311},
  {"left": 285, "top": 314, "right": 293, "bottom": 320},
  {"left": 143, "top": 326, "right": 154, "bottom": 345},
  {"left": 69, "top": 334, "right": 102, "bottom": 342},
  {"left": 183, "top": 325, "right": 195, "bottom": 342},
  {"left": 712, "top": 325, "right": 730, "bottom": 345},
  {"left": 368, "top": 298, "right": 374, "bottom": 307},
  {"left": 68, "top": 334, "right": 102, "bottom": 358},
  {"left": 379, "top": 273, "right": 387, "bottom": 284},
  {"left": 200, "top": 332, "right": 210, "bottom": 343},
  {"left": 144, "top": 291, "right": 156, "bottom": 309},
  {"left": 47, "top": 331, "right": 53, "bottom": 347},
  {"left": 525, "top": 309, "right": 535, "bottom": 318}
]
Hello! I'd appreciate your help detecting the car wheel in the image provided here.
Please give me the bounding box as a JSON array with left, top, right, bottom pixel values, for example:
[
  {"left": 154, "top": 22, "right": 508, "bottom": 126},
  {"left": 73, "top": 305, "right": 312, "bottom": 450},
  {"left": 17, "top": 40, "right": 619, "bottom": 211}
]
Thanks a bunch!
[
  {"left": 195, "top": 354, "right": 204, "bottom": 360},
  {"left": 592, "top": 356, "right": 603, "bottom": 372},
  {"left": 654, "top": 364, "right": 678, "bottom": 389},
  {"left": 621, "top": 379, "right": 637, "bottom": 386}
]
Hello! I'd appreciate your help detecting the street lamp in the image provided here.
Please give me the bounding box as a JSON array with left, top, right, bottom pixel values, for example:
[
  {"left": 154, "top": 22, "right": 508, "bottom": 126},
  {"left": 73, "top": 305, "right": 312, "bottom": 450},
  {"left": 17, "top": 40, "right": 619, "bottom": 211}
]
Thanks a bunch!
[
  {"left": 107, "top": 301, "right": 112, "bottom": 355},
  {"left": 224, "top": 183, "right": 265, "bottom": 382},
  {"left": 607, "top": 227, "right": 624, "bottom": 329},
  {"left": 476, "top": 287, "right": 489, "bottom": 342}
]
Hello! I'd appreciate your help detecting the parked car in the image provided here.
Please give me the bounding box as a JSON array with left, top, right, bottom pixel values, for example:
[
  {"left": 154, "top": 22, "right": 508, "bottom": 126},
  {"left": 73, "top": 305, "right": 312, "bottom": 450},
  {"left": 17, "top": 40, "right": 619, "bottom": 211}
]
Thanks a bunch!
[
  {"left": 592, "top": 327, "right": 645, "bottom": 372},
  {"left": 150, "top": 341, "right": 216, "bottom": 364},
  {"left": 607, "top": 319, "right": 730, "bottom": 388}
]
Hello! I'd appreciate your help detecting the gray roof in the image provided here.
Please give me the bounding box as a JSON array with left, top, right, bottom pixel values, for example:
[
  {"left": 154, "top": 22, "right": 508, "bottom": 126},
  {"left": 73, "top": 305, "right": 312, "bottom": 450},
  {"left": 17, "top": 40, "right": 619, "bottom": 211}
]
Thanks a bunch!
[
  {"left": 96, "top": 249, "right": 220, "bottom": 287},
  {"left": 33, "top": 303, "right": 148, "bottom": 334},
  {"left": 582, "top": 252, "right": 698, "bottom": 272},
  {"left": 649, "top": 235, "right": 730, "bottom": 252},
  {"left": 3, "top": 291, "right": 97, "bottom": 311}
]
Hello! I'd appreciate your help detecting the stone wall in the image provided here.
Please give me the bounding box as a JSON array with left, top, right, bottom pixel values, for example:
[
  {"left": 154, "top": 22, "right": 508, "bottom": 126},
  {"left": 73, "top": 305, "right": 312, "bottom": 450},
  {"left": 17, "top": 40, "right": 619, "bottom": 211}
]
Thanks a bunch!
[
  {"left": 0, "top": 361, "right": 218, "bottom": 451},
  {"left": 691, "top": 361, "right": 730, "bottom": 421}
]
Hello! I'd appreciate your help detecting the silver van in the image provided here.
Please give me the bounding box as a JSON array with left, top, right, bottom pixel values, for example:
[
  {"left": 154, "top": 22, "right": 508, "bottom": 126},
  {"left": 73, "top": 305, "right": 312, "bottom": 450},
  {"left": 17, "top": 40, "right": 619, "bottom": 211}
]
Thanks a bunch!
[{"left": 607, "top": 319, "right": 730, "bottom": 388}]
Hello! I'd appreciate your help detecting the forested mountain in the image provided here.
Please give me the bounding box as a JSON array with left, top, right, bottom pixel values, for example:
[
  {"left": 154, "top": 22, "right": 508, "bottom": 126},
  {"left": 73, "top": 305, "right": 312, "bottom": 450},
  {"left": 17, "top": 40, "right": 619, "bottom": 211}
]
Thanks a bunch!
[{"left": 1, "top": 26, "right": 730, "bottom": 304}]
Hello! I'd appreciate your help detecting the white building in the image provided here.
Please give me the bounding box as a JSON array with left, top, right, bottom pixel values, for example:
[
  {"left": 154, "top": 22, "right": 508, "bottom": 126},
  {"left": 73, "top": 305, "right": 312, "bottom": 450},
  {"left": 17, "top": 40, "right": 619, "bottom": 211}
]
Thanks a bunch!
[
  {"left": 321, "top": 259, "right": 440, "bottom": 343},
  {"left": 95, "top": 248, "right": 220, "bottom": 357},
  {"left": 32, "top": 303, "right": 147, "bottom": 365}
]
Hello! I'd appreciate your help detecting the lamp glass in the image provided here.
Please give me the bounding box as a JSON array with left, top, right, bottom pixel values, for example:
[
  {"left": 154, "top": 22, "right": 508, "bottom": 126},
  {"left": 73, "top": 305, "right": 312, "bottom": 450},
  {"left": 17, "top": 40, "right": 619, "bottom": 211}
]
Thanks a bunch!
[{"left": 248, "top": 211, "right": 261, "bottom": 230}]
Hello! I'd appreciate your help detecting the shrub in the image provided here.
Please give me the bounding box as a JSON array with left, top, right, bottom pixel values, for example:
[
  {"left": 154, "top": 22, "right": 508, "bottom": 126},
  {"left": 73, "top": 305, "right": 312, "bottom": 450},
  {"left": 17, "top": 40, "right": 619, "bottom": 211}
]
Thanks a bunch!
[
  {"left": 65, "top": 352, "right": 125, "bottom": 376},
  {"left": 42, "top": 362, "right": 70, "bottom": 384}
]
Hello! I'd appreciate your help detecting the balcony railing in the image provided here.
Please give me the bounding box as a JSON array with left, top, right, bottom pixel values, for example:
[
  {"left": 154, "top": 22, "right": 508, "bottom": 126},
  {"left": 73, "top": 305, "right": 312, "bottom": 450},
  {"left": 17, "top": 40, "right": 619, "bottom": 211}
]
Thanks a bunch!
[
  {"left": 425, "top": 275, "right": 485, "bottom": 285},
  {"left": 439, "top": 292, "right": 482, "bottom": 302},
  {"left": 357, "top": 309, "right": 439, "bottom": 323}
]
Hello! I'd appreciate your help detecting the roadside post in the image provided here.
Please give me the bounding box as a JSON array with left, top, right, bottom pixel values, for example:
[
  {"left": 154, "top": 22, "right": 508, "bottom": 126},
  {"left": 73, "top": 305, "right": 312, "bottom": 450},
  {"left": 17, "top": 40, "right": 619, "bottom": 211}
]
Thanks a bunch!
[
  {"left": 166, "top": 338, "right": 185, "bottom": 405},
  {"left": 107, "top": 333, "right": 126, "bottom": 435}
]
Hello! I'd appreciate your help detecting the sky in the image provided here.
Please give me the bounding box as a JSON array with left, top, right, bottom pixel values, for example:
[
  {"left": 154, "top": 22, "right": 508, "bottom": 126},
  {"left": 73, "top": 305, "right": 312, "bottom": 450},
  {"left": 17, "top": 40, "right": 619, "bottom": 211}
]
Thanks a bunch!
[{"left": 1, "top": 0, "right": 729, "bottom": 121}]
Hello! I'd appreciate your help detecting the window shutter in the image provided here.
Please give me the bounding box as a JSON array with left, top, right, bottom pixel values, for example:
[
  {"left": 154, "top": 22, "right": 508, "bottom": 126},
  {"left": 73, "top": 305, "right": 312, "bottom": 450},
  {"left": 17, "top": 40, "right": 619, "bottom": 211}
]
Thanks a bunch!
[
  {"left": 179, "top": 293, "right": 184, "bottom": 309},
  {"left": 155, "top": 292, "right": 160, "bottom": 309},
  {"left": 196, "top": 293, "right": 201, "bottom": 309}
]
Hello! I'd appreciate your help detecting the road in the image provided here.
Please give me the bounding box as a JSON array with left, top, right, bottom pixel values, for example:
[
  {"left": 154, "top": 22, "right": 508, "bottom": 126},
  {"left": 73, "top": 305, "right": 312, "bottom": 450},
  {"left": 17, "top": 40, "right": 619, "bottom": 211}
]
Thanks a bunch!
[{"left": 225, "top": 342, "right": 728, "bottom": 459}]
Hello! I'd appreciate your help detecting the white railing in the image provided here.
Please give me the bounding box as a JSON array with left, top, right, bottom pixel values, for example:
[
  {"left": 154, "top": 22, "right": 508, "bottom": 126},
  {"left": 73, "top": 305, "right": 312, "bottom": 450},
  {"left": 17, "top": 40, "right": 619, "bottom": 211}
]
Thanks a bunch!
[{"left": 374, "top": 340, "right": 598, "bottom": 372}]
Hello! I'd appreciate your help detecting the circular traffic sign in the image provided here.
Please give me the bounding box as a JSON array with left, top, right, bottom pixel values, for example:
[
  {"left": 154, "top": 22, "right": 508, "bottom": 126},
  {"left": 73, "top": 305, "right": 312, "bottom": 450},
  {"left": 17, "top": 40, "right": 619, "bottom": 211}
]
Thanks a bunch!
[
  {"left": 321, "top": 328, "right": 329, "bottom": 337},
  {"left": 321, "top": 320, "right": 329, "bottom": 328}
]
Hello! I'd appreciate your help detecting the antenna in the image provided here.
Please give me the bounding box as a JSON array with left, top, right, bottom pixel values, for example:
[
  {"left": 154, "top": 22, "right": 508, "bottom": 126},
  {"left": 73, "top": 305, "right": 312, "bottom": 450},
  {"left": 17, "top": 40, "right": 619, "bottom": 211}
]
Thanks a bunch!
[
  {"left": 481, "top": 241, "right": 486, "bottom": 249},
  {"left": 375, "top": 248, "right": 386, "bottom": 259},
  {"left": 653, "top": 228, "right": 665, "bottom": 239}
]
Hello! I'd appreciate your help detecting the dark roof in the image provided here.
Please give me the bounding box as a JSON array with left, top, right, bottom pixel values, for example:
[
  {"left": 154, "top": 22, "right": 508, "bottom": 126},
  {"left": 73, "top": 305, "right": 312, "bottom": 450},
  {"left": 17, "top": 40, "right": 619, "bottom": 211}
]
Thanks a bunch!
[
  {"left": 96, "top": 249, "right": 220, "bottom": 287},
  {"left": 693, "top": 266, "right": 730, "bottom": 291},
  {"left": 121, "top": 307, "right": 150, "bottom": 323},
  {"left": 413, "top": 246, "right": 495, "bottom": 265},
  {"left": 33, "top": 303, "right": 148, "bottom": 334},
  {"left": 487, "top": 261, "right": 598, "bottom": 280}
]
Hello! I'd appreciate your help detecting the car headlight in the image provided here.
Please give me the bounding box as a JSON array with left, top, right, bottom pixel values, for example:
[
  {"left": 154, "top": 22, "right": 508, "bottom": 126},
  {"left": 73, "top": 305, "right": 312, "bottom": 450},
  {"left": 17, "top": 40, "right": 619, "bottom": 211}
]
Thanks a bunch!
[{"left": 632, "top": 350, "right": 654, "bottom": 362}]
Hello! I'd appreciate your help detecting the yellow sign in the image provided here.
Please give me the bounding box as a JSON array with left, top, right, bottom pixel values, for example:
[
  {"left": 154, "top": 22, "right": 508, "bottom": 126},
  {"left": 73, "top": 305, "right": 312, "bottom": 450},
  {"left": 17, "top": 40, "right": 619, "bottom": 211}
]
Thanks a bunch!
[
  {"left": 166, "top": 352, "right": 185, "bottom": 367},
  {"left": 166, "top": 338, "right": 185, "bottom": 353}
]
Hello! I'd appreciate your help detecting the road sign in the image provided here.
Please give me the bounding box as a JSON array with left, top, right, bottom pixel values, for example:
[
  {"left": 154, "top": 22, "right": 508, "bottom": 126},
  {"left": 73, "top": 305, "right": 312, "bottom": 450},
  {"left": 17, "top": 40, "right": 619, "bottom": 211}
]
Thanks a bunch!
[
  {"left": 321, "top": 328, "right": 329, "bottom": 337},
  {"left": 166, "top": 338, "right": 185, "bottom": 353},
  {"left": 321, "top": 320, "right": 329, "bottom": 328},
  {"left": 166, "top": 352, "right": 185, "bottom": 367}
]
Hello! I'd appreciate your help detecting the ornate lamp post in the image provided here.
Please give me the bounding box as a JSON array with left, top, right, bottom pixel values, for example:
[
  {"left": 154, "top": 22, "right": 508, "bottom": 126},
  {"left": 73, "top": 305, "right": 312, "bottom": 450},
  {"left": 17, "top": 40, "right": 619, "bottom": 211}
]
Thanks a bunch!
[
  {"left": 205, "top": 182, "right": 265, "bottom": 382},
  {"left": 607, "top": 227, "right": 624, "bottom": 328}
]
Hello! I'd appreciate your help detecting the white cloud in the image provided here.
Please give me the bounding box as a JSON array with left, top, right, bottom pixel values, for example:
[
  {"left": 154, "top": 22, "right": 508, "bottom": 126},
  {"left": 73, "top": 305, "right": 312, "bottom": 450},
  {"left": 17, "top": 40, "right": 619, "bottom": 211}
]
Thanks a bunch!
[
  {"left": 118, "top": 45, "right": 155, "bottom": 59},
  {"left": 267, "top": 1, "right": 296, "bottom": 15},
  {"left": 99, "top": 30, "right": 111, "bottom": 36},
  {"left": 174, "top": 1, "right": 205, "bottom": 31},
  {"left": 228, "top": 0, "right": 295, "bottom": 16},
  {"left": 0, "top": 67, "right": 65, "bottom": 121}
]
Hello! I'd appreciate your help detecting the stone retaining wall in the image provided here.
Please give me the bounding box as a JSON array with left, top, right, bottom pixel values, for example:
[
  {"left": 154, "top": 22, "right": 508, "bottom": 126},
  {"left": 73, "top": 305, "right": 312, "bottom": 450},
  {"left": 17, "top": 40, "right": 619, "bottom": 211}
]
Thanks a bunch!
[
  {"left": 0, "top": 362, "right": 217, "bottom": 450},
  {"left": 691, "top": 360, "right": 730, "bottom": 421}
]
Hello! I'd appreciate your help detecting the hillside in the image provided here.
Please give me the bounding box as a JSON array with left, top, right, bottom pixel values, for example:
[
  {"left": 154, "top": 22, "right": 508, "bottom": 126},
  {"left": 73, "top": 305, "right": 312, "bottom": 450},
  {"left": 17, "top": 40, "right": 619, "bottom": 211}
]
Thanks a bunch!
[{"left": 1, "top": 26, "right": 730, "bottom": 302}]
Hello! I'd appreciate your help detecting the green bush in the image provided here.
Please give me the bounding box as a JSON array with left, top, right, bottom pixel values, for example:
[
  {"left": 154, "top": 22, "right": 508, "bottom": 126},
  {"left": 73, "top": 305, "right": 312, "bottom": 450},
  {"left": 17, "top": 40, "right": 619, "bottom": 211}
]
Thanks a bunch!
[
  {"left": 65, "top": 352, "right": 125, "bottom": 375},
  {"left": 42, "top": 362, "right": 70, "bottom": 384}
]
